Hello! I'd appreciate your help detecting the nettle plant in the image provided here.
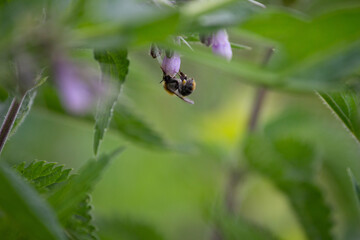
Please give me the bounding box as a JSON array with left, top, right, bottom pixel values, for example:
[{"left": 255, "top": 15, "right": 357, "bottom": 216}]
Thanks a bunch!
[{"left": 1, "top": 0, "right": 360, "bottom": 239}]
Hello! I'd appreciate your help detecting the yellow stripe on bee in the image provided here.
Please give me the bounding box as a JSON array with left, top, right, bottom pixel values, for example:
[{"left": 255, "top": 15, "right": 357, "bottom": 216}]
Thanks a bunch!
[
  {"left": 163, "top": 83, "right": 175, "bottom": 95},
  {"left": 192, "top": 80, "right": 196, "bottom": 91},
  {"left": 182, "top": 79, "right": 186, "bottom": 85}
]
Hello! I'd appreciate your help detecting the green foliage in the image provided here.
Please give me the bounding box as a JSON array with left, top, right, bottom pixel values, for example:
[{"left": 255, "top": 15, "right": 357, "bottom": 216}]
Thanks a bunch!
[
  {"left": 93, "top": 50, "right": 129, "bottom": 155},
  {"left": 238, "top": 7, "right": 360, "bottom": 90},
  {"left": 64, "top": 195, "right": 98, "bottom": 240},
  {"left": 240, "top": 8, "right": 360, "bottom": 69},
  {"left": 0, "top": 85, "right": 8, "bottom": 102},
  {"left": 2, "top": 0, "right": 360, "bottom": 239},
  {"left": 171, "top": 43, "right": 276, "bottom": 87},
  {"left": 244, "top": 134, "right": 333, "bottom": 240},
  {"left": 93, "top": 50, "right": 129, "bottom": 85},
  {"left": 182, "top": 0, "right": 262, "bottom": 30},
  {"left": 112, "top": 104, "right": 168, "bottom": 149},
  {"left": 319, "top": 91, "right": 360, "bottom": 143},
  {"left": 10, "top": 76, "right": 47, "bottom": 137},
  {"left": 10, "top": 91, "right": 37, "bottom": 135},
  {"left": 262, "top": 107, "right": 360, "bottom": 238},
  {"left": 14, "top": 160, "right": 71, "bottom": 192},
  {"left": 186, "top": 35, "right": 252, "bottom": 50},
  {"left": 347, "top": 169, "right": 360, "bottom": 212},
  {"left": 48, "top": 148, "right": 123, "bottom": 223},
  {"left": 2, "top": 0, "right": 360, "bottom": 92},
  {"left": 0, "top": 163, "right": 65, "bottom": 240},
  {"left": 14, "top": 160, "right": 98, "bottom": 240},
  {"left": 68, "top": 0, "right": 180, "bottom": 49},
  {"left": 11, "top": 148, "right": 123, "bottom": 240}
]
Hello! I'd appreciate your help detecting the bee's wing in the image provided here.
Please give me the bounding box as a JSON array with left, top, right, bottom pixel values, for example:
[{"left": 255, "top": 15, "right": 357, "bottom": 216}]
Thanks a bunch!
[{"left": 173, "top": 91, "right": 194, "bottom": 104}]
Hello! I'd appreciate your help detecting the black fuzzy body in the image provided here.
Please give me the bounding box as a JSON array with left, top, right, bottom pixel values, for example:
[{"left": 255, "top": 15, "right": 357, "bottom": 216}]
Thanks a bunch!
[{"left": 179, "top": 79, "right": 195, "bottom": 96}]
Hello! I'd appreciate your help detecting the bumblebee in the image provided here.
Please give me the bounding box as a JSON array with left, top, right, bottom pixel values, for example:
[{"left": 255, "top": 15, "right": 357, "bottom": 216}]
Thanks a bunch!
[{"left": 160, "top": 68, "right": 196, "bottom": 104}]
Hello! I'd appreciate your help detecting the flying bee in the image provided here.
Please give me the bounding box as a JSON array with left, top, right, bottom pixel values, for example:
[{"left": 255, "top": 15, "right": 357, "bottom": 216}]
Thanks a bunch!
[{"left": 160, "top": 68, "right": 196, "bottom": 104}]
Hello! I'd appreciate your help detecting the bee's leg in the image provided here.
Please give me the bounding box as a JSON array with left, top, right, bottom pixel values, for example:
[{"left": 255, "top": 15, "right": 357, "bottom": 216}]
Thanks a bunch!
[
  {"left": 178, "top": 71, "right": 187, "bottom": 81},
  {"left": 173, "top": 91, "right": 194, "bottom": 104}
]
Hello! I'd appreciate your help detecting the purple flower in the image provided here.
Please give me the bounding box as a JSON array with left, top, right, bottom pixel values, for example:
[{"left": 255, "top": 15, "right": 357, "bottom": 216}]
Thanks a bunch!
[
  {"left": 161, "top": 53, "right": 181, "bottom": 77},
  {"left": 54, "top": 58, "right": 102, "bottom": 115},
  {"left": 211, "top": 30, "right": 232, "bottom": 61}
]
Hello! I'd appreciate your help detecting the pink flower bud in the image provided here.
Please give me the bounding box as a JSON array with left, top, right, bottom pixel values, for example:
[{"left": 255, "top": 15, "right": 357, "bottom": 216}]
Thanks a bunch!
[
  {"left": 150, "top": 44, "right": 161, "bottom": 59},
  {"left": 212, "top": 30, "right": 232, "bottom": 61},
  {"left": 54, "top": 59, "right": 102, "bottom": 115},
  {"left": 161, "top": 53, "right": 181, "bottom": 77}
]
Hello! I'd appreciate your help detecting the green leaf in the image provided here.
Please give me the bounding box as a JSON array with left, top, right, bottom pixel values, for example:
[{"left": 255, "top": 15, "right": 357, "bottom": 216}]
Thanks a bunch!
[
  {"left": 318, "top": 91, "right": 360, "bottom": 143},
  {"left": 97, "top": 217, "right": 164, "bottom": 240},
  {"left": 262, "top": 108, "right": 360, "bottom": 238},
  {"left": 347, "top": 168, "right": 360, "bottom": 211},
  {"left": 93, "top": 50, "right": 129, "bottom": 85},
  {"left": 0, "top": 85, "right": 8, "bottom": 102},
  {"left": 230, "top": 42, "right": 252, "bottom": 51},
  {"left": 185, "top": 35, "right": 252, "bottom": 50},
  {"left": 14, "top": 160, "right": 72, "bottom": 192},
  {"left": 240, "top": 8, "right": 360, "bottom": 70},
  {"left": 284, "top": 42, "right": 360, "bottom": 90},
  {"left": 238, "top": 7, "right": 360, "bottom": 90},
  {"left": 10, "top": 76, "right": 47, "bottom": 137},
  {"left": 64, "top": 195, "right": 98, "bottom": 240},
  {"left": 0, "top": 163, "right": 65, "bottom": 240},
  {"left": 73, "top": 1, "right": 180, "bottom": 49},
  {"left": 48, "top": 148, "right": 124, "bottom": 222},
  {"left": 182, "top": 0, "right": 238, "bottom": 18},
  {"left": 182, "top": 0, "right": 263, "bottom": 31},
  {"left": 14, "top": 160, "right": 98, "bottom": 240},
  {"left": 93, "top": 49, "right": 129, "bottom": 155},
  {"left": 244, "top": 134, "right": 333, "bottom": 240},
  {"left": 171, "top": 43, "right": 277, "bottom": 87},
  {"left": 112, "top": 104, "right": 168, "bottom": 149}
]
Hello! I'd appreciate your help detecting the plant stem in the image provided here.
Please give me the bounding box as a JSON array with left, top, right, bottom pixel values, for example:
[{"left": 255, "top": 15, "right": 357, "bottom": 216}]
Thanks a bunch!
[
  {"left": 224, "top": 168, "right": 243, "bottom": 214},
  {"left": 248, "top": 87, "right": 267, "bottom": 132},
  {"left": 224, "top": 47, "right": 275, "bottom": 214},
  {"left": 247, "top": 48, "right": 274, "bottom": 133},
  {"left": 0, "top": 97, "right": 23, "bottom": 155}
]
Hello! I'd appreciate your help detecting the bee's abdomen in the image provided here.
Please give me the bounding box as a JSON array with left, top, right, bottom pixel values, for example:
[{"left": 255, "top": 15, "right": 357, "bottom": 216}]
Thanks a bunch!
[{"left": 179, "top": 79, "right": 196, "bottom": 96}]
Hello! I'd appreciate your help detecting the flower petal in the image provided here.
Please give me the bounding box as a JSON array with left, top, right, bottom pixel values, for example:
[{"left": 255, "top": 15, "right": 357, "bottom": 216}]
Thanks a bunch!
[{"left": 212, "top": 30, "right": 232, "bottom": 61}]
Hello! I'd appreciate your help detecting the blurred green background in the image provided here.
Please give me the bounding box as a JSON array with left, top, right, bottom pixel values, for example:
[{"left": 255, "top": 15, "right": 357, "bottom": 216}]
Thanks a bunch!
[
  {"left": 2, "top": 49, "right": 360, "bottom": 239},
  {"left": 1, "top": 0, "right": 360, "bottom": 239}
]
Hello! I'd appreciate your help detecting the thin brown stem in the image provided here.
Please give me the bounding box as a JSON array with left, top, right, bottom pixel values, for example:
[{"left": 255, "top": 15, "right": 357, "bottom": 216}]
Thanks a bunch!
[
  {"left": 248, "top": 87, "right": 267, "bottom": 132},
  {"left": 247, "top": 47, "right": 274, "bottom": 132},
  {"left": 224, "top": 168, "right": 243, "bottom": 214},
  {"left": 0, "top": 96, "right": 23, "bottom": 155},
  {"left": 261, "top": 47, "right": 275, "bottom": 67},
  {"left": 224, "top": 47, "right": 274, "bottom": 212}
]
